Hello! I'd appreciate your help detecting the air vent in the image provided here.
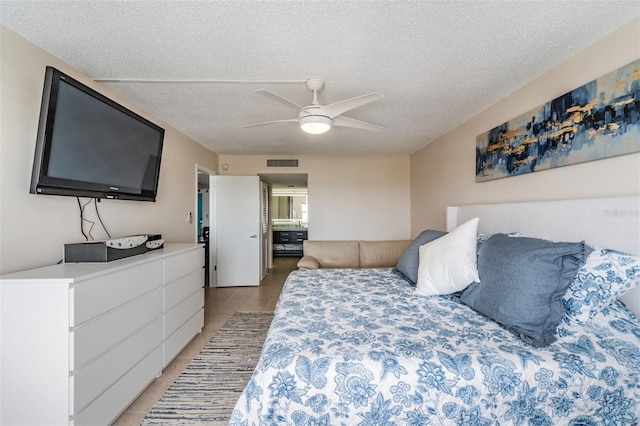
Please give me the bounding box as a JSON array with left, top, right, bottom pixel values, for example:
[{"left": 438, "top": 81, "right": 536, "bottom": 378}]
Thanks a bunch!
[{"left": 267, "top": 159, "right": 299, "bottom": 168}]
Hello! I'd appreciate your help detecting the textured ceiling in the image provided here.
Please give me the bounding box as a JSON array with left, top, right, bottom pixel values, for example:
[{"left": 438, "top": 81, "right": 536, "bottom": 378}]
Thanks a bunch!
[{"left": 1, "top": 1, "right": 638, "bottom": 156}]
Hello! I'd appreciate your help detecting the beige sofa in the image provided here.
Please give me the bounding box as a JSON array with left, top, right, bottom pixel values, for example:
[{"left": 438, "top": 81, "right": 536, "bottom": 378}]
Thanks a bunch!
[{"left": 297, "top": 239, "right": 411, "bottom": 269}]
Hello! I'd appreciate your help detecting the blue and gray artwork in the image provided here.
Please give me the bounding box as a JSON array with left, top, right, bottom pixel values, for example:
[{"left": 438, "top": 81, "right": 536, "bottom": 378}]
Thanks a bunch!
[{"left": 476, "top": 59, "right": 640, "bottom": 182}]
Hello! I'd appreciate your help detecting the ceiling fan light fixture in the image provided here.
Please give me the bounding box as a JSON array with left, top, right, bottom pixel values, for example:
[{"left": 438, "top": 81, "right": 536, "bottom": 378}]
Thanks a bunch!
[
  {"left": 299, "top": 115, "right": 332, "bottom": 135},
  {"left": 248, "top": 79, "right": 383, "bottom": 133}
]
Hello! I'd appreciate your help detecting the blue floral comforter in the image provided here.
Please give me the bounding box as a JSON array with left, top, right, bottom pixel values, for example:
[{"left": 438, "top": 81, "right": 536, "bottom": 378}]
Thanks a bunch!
[{"left": 230, "top": 268, "right": 640, "bottom": 425}]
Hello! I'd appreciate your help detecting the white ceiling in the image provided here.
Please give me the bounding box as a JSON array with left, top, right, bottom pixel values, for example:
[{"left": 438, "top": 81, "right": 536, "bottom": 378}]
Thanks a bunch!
[{"left": 1, "top": 1, "right": 638, "bottom": 156}]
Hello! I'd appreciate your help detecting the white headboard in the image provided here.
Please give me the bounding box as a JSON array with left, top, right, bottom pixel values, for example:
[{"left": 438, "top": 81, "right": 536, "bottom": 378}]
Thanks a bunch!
[{"left": 446, "top": 196, "right": 640, "bottom": 316}]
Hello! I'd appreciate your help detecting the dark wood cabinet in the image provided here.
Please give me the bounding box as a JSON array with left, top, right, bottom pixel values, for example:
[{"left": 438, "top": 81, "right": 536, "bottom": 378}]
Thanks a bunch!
[
  {"left": 273, "top": 230, "right": 307, "bottom": 256},
  {"left": 273, "top": 230, "right": 290, "bottom": 244}
]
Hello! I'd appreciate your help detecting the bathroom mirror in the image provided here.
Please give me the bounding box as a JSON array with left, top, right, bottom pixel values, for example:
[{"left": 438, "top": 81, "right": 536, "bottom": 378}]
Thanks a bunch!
[{"left": 273, "top": 195, "right": 307, "bottom": 219}]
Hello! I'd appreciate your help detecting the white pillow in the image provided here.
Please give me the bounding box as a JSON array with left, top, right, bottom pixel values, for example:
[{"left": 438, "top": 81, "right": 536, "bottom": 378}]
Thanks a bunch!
[{"left": 415, "top": 217, "right": 480, "bottom": 296}]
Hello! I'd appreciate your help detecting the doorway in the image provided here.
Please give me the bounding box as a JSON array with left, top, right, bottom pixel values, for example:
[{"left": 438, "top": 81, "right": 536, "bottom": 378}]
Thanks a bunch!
[
  {"left": 197, "top": 166, "right": 216, "bottom": 287},
  {"left": 259, "top": 173, "right": 308, "bottom": 264}
]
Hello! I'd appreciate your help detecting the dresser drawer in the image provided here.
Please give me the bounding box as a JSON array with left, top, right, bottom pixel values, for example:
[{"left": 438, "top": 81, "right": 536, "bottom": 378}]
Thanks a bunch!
[
  {"left": 72, "top": 344, "right": 163, "bottom": 426},
  {"left": 163, "top": 308, "right": 204, "bottom": 367},
  {"left": 273, "top": 230, "right": 289, "bottom": 243},
  {"left": 164, "top": 247, "right": 204, "bottom": 283},
  {"left": 72, "top": 259, "right": 163, "bottom": 326},
  {"left": 164, "top": 289, "right": 204, "bottom": 338},
  {"left": 293, "top": 233, "right": 307, "bottom": 243},
  {"left": 164, "top": 268, "right": 203, "bottom": 312},
  {"left": 71, "top": 317, "right": 163, "bottom": 416},
  {"left": 71, "top": 288, "right": 163, "bottom": 370}
]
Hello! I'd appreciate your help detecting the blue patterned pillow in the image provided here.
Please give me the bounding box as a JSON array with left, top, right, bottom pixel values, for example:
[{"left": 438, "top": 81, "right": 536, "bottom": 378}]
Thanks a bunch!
[{"left": 563, "top": 248, "right": 640, "bottom": 322}]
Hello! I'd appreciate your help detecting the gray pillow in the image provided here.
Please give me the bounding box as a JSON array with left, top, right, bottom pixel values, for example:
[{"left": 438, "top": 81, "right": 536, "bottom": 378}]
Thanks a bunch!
[
  {"left": 395, "top": 230, "right": 446, "bottom": 283},
  {"left": 460, "top": 233, "right": 586, "bottom": 347}
]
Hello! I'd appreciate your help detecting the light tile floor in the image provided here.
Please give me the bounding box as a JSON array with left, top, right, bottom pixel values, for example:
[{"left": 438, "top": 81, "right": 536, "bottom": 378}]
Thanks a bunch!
[{"left": 112, "top": 256, "right": 297, "bottom": 425}]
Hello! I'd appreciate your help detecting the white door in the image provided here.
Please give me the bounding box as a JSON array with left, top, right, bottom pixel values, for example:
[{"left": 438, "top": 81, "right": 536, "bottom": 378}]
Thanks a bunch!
[{"left": 215, "top": 175, "right": 261, "bottom": 287}]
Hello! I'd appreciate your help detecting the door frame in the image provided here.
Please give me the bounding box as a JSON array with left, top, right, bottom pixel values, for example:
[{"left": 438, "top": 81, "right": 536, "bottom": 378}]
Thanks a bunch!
[
  {"left": 260, "top": 180, "right": 272, "bottom": 278},
  {"left": 196, "top": 165, "right": 216, "bottom": 287}
]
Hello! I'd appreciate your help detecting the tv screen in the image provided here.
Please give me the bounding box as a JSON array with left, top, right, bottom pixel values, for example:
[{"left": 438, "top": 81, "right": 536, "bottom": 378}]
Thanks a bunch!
[{"left": 30, "top": 66, "right": 165, "bottom": 201}]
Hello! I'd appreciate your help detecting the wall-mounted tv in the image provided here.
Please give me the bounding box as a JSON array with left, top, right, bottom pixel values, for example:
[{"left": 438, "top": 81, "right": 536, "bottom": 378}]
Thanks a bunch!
[{"left": 30, "top": 66, "right": 165, "bottom": 201}]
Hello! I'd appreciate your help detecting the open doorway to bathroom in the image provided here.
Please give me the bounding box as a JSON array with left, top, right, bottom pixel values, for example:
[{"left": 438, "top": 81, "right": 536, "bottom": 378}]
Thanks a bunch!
[{"left": 259, "top": 173, "right": 308, "bottom": 265}]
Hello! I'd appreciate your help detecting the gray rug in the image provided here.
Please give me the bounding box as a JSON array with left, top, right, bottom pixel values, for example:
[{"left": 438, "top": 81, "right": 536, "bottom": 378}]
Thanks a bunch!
[{"left": 141, "top": 311, "right": 273, "bottom": 425}]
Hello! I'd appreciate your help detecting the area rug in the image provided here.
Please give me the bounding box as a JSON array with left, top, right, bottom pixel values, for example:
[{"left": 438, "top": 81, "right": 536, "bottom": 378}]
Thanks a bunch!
[{"left": 141, "top": 311, "right": 273, "bottom": 425}]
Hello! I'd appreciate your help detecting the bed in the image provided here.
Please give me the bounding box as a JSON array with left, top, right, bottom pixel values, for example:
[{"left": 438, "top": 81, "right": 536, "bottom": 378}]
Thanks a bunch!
[{"left": 229, "top": 196, "right": 640, "bottom": 425}]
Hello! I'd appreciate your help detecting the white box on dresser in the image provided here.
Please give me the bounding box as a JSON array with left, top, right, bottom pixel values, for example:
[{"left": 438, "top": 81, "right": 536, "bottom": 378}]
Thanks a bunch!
[{"left": 0, "top": 243, "right": 204, "bottom": 426}]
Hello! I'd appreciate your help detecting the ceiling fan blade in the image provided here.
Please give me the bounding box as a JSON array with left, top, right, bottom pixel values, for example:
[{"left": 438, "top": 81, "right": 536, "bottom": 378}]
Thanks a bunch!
[
  {"left": 322, "top": 92, "right": 383, "bottom": 118},
  {"left": 245, "top": 118, "right": 298, "bottom": 128},
  {"left": 255, "top": 89, "right": 303, "bottom": 111},
  {"left": 332, "top": 115, "right": 383, "bottom": 131}
]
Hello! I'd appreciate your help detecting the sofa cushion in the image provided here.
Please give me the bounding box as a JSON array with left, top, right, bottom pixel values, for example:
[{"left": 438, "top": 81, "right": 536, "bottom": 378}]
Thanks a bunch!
[
  {"left": 302, "top": 240, "right": 360, "bottom": 268},
  {"left": 297, "top": 256, "right": 320, "bottom": 270},
  {"left": 359, "top": 240, "right": 411, "bottom": 268}
]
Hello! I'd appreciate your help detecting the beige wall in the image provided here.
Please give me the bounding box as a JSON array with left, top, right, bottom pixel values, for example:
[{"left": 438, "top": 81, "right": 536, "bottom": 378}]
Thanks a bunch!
[
  {"left": 217, "top": 155, "right": 411, "bottom": 240},
  {"left": 0, "top": 26, "right": 218, "bottom": 274},
  {"left": 410, "top": 18, "right": 640, "bottom": 236}
]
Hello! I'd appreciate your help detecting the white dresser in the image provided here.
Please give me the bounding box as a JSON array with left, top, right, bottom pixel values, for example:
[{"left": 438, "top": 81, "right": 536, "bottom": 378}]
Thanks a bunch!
[{"left": 0, "top": 243, "right": 204, "bottom": 426}]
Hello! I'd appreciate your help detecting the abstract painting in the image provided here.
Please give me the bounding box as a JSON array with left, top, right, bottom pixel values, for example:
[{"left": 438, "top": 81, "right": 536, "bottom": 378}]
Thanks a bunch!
[{"left": 476, "top": 58, "right": 640, "bottom": 182}]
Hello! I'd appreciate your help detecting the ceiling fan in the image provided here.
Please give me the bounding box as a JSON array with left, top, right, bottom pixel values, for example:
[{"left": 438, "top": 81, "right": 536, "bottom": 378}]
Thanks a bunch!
[{"left": 246, "top": 78, "right": 384, "bottom": 135}]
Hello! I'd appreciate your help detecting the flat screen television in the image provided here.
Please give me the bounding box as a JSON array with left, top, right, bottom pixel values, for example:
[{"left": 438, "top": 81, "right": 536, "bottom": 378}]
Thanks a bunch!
[{"left": 30, "top": 66, "right": 165, "bottom": 201}]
